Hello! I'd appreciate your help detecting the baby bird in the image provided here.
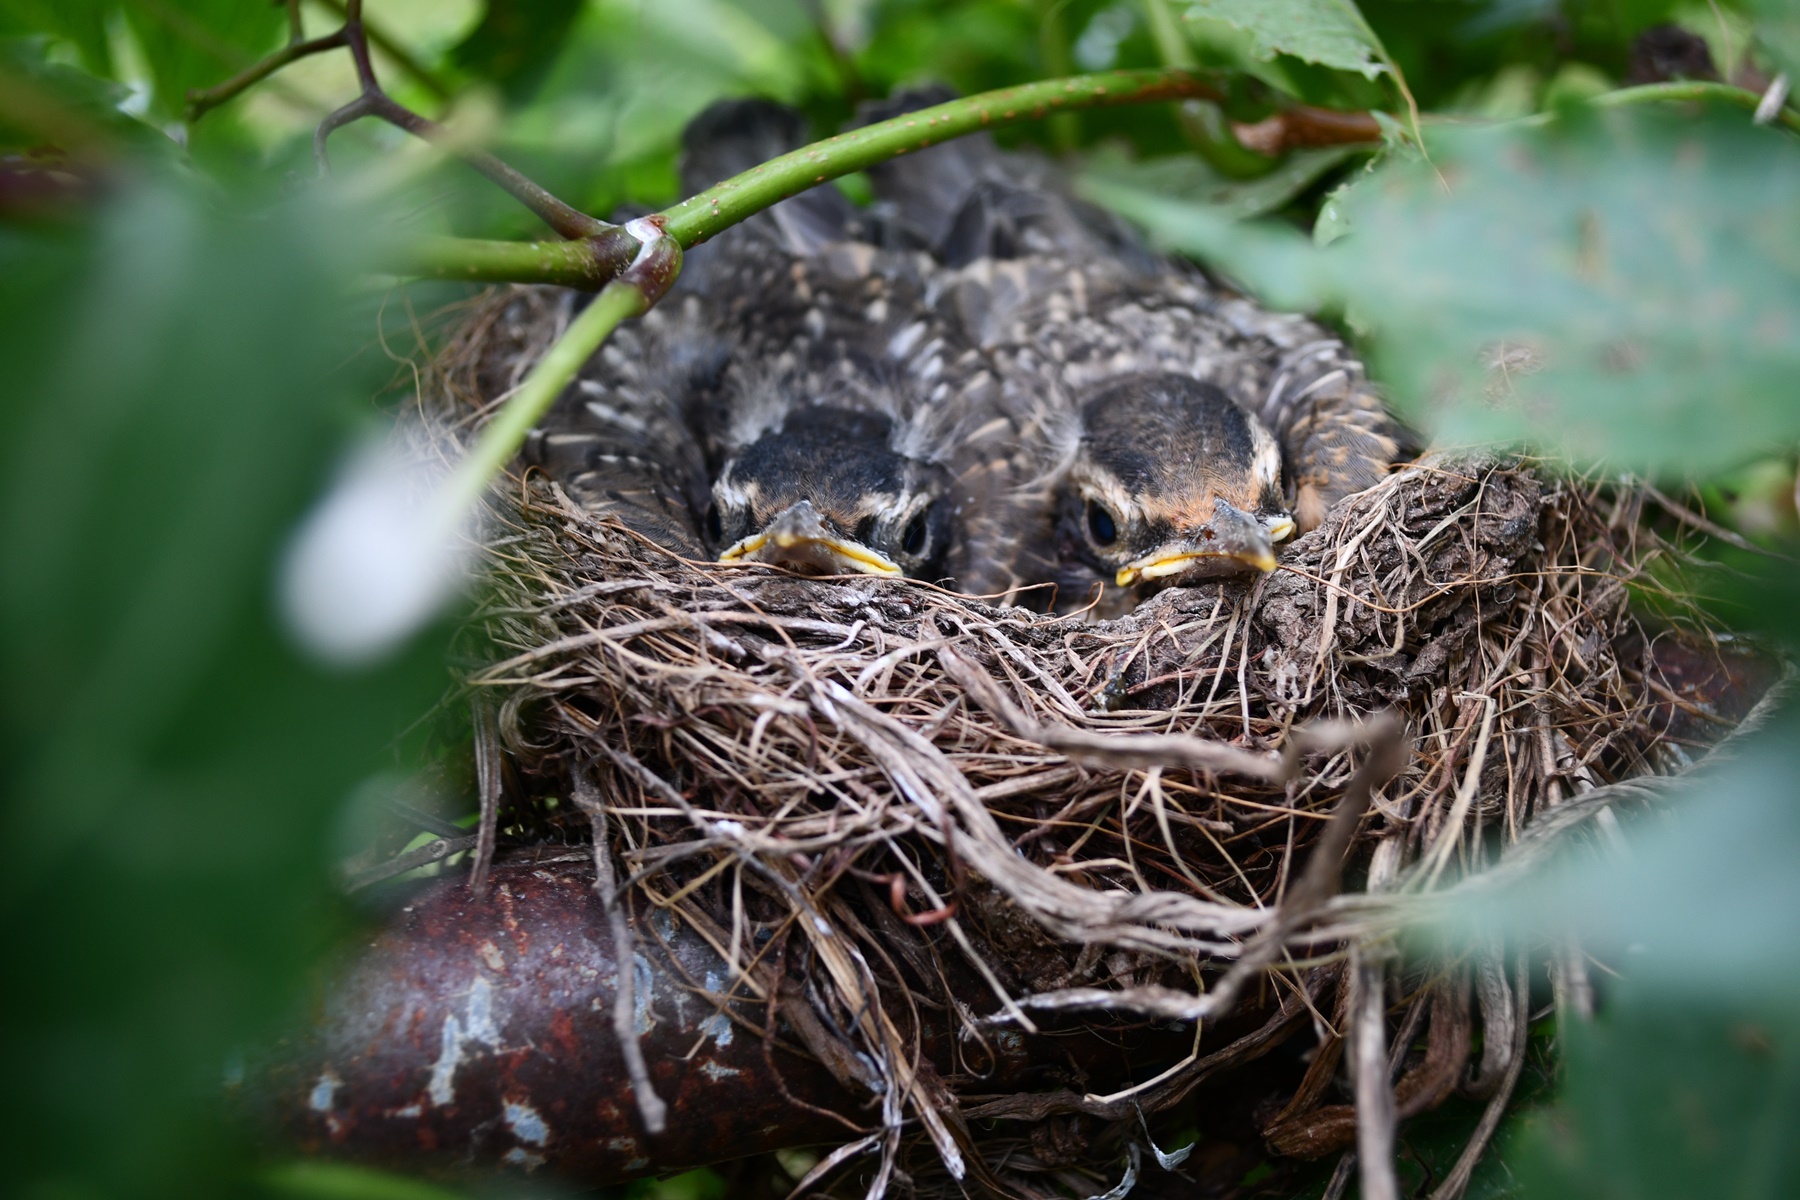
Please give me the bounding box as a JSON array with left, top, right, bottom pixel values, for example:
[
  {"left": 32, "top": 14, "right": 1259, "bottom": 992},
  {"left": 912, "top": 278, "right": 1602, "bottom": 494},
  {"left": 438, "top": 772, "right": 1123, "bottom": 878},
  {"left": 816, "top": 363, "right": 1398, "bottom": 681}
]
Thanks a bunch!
[
  {"left": 1056, "top": 375, "right": 1294, "bottom": 592},
  {"left": 708, "top": 403, "right": 955, "bottom": 581},
  {"left": 676, "top": 100, "right": 1021, "bottom": 593},
  {"left": 519, "top": 96, "right": 1026, "bottom": 593},
  {"left": 856, "top": 87, "right": 1414, "bottom": 612}
]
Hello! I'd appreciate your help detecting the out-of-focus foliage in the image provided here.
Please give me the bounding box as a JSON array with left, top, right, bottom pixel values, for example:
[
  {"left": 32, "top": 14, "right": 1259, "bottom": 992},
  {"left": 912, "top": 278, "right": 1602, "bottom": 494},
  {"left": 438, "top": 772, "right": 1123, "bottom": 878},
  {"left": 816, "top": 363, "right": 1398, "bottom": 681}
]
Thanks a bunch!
[
  {"left": 263, "top": 1160, "right": 470, "bottom": 1200},
  {"left": 448, "top": 0, "right": 586, "bottom": 100},
  {"left": 0, "top": 167, "right": 451, "bottom": 1196},
  {"left": 2, "top": 2, "right": 1799, "bottom": 1199},
  {"left": 1183, "top": 0, "right": 1391, "bottom": 77},
  {"left": 1084, "top": 109, "right": 1800, "bottom": 475},
  {"left": 1749, "top": 0, "right": 1800, "bottom": 73},
  {"left": 1432, "top": 734, "right": 1800, "bottom": 1196}
]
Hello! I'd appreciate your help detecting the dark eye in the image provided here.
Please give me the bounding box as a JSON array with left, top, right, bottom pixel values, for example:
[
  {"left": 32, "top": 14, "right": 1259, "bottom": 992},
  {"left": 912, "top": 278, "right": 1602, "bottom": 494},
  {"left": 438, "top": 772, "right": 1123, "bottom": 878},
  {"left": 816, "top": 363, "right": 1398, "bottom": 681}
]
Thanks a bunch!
[
  {"left": 901, "top": 511, "right": 929, "bottom": 556},
  {"left": 855, "top": 515, "right": 877, "bottom": 545},
  {"left": 1086, "top": 500, "right": 1117, "bottom": 546},
  {"left": 705, "top": 503, "right": 722, "bottom": 542}
]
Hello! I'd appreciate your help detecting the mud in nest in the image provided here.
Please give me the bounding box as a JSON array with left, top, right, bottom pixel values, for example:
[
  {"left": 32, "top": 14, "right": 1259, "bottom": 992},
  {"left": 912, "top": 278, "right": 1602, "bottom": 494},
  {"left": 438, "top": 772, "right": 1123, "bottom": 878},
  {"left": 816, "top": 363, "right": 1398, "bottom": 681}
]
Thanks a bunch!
[{"left": 414, "top": 293, "right": 1782, "bottom": 1199}]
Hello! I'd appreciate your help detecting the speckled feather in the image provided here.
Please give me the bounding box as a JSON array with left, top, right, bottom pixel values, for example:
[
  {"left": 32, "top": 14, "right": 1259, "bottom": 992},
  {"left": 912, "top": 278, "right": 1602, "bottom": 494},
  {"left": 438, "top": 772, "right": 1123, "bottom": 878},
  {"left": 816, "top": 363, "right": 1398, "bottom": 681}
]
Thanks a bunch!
[
  {"left": 518, "top": 101, "right": 1037, "bottom": 596},
  {"left": 515, "top": 288, "right": 722, "bottom": 560},
  {"left": 694, "top": 239, "right": 1036, "bottom": 594},
  {"left": 517, "top": 91, "right": 1410, "bottom": 609},
  {"left": 861, "top": 97, "right": 1415, "bottom": 609}
]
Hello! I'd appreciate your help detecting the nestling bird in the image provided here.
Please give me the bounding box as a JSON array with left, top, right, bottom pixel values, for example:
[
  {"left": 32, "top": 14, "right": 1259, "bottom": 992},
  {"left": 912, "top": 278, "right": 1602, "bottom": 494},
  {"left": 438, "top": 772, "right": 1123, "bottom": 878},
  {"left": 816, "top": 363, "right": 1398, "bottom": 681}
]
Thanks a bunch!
[
  {"left": 706, "top": 394, "right": 958, "bottom": 581},
  {"left": 517, "top": 97, "right": 1032, "bottom": 594},
  {"left": 516, "top": 89, "right": 1410, "bottom": 613},
  {"left": 857, "top": 87, "right": 1415, "bottom": 612},
  {"left": 1054, "top": 374, "right": 1294, "bottom": 591}
]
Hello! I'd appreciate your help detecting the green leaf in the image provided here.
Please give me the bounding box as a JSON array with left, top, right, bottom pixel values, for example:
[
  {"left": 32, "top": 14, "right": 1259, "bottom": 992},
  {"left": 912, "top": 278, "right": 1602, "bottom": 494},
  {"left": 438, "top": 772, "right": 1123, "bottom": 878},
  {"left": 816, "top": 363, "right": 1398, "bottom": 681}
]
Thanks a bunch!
[
  {"left": 0, "top": 171, "right": 448, "bottom": 1197},
  {"left": 263, "top": 1161, "right": 468, "bottom": 1200},
  {"left": 1422, "top": 729, "right": 1800, "bottom": 1199},
  {"left": 0, "top": 0, "right": 111, "bottom": 73},
  {"left": 1513, "top": 996, "right": 1800, "bottom": 1200},
  {"left": 120, "top": 0, "right": 286, "bottom": 120},
  {"left": 1749, "top": 0, "right": 1800, "bottom": 77},
  {"left": 1079, "top": 143, "right": 1362, "bottom": 223},
  {"left": 449, "top": 0, "right": 587, "bottom": 102},
  {"left": 0, "top": 35, "right": 176, "bottom": 158},
  {"left": 1093, "top": 108, "right": 1800, "bottom": 477},
  {"left": 1182, "top": 0, "right": 1389, "bottom": 79}
]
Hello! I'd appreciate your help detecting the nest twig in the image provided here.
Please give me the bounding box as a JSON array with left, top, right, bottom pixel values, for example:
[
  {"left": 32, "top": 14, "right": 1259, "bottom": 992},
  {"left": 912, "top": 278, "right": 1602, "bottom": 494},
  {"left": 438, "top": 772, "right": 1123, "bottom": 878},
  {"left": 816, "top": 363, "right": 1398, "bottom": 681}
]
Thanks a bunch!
[{"left": 402, "top": 286, "right": 1782, "bottom": 1198}]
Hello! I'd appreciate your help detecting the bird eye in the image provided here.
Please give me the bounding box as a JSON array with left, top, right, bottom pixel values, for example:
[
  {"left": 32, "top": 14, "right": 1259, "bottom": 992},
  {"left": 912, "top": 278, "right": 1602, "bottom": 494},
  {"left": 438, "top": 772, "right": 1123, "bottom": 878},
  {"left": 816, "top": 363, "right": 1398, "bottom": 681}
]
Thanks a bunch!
[
  {"left": 705, "top": 503, "right": 722, "bottom": 543},
  {"left": 1086, "top": 500, "right": 1118, "bottom": 546},
  {"left": 901, "top": 511, "right": 929, "bottom": 556}
]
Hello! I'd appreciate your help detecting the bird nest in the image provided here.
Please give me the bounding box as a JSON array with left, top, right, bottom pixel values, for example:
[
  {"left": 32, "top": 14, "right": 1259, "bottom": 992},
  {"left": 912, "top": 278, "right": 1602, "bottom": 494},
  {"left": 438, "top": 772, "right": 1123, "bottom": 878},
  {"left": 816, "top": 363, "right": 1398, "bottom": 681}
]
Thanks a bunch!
[{"left": 416, "top": 286, "right": 1782, "bottom": 1198}]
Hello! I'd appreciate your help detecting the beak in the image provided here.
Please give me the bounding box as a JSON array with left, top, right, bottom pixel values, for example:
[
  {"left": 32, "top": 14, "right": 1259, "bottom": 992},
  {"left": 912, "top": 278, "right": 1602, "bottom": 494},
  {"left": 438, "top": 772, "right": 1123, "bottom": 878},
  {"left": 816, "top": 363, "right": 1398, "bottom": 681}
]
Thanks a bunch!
[
  {"left": 718, "top": 500, "right": 903, "bottom": 577},
  {"left": 1115, "top": 499, "right": 1293, "bottom": 587}
]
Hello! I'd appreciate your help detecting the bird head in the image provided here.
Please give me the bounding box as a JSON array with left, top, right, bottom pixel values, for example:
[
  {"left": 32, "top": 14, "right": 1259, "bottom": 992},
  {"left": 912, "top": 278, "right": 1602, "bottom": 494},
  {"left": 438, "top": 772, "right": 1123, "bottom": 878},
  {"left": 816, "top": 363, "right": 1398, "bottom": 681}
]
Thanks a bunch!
[
  {"left": 1058, "top": 375, "right": 1294, "bottom": 592},
  {"left": 710, "top": 407, "right": 954, "bottom": 580}
]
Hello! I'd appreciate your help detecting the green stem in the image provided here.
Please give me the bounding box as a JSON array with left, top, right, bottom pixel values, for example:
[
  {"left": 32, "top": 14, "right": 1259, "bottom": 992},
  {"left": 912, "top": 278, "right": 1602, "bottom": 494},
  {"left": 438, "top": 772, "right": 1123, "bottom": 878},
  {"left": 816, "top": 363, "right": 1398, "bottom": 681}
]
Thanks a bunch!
[
  {"left": 385, "top": 67, "right": 1228, "bottom": 285},
  {"left": 659, "top": 68, "right": 1224, "bottom": 247},
  {"left": 441, "top": 259, "right": 671, "bottom": 519},
  {"left": 392, "top": 234, "right": 622, "bottom": 289},
  {"left": 1585, "top": 80, "right": 1800, "bottom": 134},
  {"left": 1037, "top": 1, "right": 1080, "bottom": 153}
]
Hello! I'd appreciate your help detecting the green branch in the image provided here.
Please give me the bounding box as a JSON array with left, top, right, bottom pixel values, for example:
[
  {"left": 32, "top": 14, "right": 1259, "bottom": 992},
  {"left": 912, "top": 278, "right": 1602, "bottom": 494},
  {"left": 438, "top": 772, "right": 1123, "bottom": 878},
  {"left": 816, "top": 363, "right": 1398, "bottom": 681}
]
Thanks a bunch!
[
  {"left": 393, "top": 235, "right": 624, "bottom": 289},
  {"left": 386, "top": 73, "right": 1800, "bottom": 289},
  {"left": 662, "top": 68, "right": 1221, "bottom": 244},
  {"left": 441, "top": 233, "right": 682, "bottom": 520},
  {"left": 384, "top": 67, "right": 1227, "bottom": 286},
  {"left": 1585, "top": 80, "right": 1800, "bottom": 135}
]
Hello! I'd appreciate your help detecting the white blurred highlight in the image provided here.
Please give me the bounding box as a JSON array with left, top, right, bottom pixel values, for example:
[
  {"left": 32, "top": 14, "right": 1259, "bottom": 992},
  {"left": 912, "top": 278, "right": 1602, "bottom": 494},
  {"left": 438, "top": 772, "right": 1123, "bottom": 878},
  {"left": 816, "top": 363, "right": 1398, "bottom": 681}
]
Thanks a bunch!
[{"left": 280, "top": 435, "right": 473, "bottom": 667}]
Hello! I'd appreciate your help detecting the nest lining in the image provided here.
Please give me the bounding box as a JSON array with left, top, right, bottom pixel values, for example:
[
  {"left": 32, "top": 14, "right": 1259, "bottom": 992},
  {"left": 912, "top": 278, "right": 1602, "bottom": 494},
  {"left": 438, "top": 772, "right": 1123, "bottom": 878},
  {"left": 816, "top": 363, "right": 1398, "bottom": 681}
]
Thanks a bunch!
[{"left": 414, "top": 286, "right": 1777, "bottom": 1197}]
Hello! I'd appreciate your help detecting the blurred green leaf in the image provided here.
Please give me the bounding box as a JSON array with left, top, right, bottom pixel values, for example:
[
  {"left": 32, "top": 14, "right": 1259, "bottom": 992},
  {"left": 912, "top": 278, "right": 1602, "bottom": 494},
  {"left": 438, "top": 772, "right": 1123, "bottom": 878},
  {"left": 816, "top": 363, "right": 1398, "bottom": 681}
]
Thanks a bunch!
[
  {"left": 1414, "top": 725, "right": 1800, "bottom": 1199},
  {"left": 1088, "top": 108, "right": 1800, "bottom": 476},
  {"left": 1434, "top": 739, "right": 1800, "bottom": 1002},
  {"left": 1749, "top": 0, "right": 1800, "bottom": 76},
  {"left": 263, "top": 1161, "right": 467, "bottom": 1200},
  {"left": 635, "top": 0, "right": 822, "bottom": 104},
  {"left": 448, "top": 0, "right": 585, "bottom": 101},
  {"left": 1079, "top": 141, "right": 1361, "bottom": 221},
  {"left": 1512, "top": 996, "right": 1800, "bottom": 1200},
  {"left": 0, "top": 170, "right": 448, "bottom": 1196},
  {"left": 0, "top": 35, "right": 175, "bottom": 157},
  {"left": 1182, "top": 0, "right": 1389, "bottom": 79},
  {"left": 0, "top": 0, "right": 111, "bottom": 74},
  {"left": 121, "top": 0, "right": 286, "bottom": 120}
]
